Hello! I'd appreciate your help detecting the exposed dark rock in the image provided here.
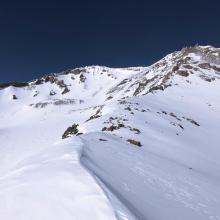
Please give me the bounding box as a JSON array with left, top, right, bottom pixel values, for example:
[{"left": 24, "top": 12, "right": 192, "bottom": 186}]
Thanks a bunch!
[
  {"left": 35, "top": 79, "right": 44, "bottom": 85},
  {"left": 170, "top": 122, "right": 184, "bottom": 130},
  {"left": 127, "top": 139, "right": 142, "bottom": 147},
  {"left": 44, "top": 75, "right": 57, "bottom": 83},
  {"left": 178, "top": 124, "right": 184, "bottom": 130},
  {"left": 56, "top": 80, "right": 66, "bottom": 88},
  {"left": 198, "top": 63, "right": 220, "bottom": 72},
  {"left": 130, "top": 128, "right": 141, "bottom": 134},
  {"left": 118, "top": 123, "right": 125, "bottom": 128},
  {"left": 62, "top": 124, "right": 79, "bottom": 139},
  {"left": 200, "top": 75, "right": 216, "bottom": 82},
  {"left": 177, "top": 70, "right": 189, "bottom": 77},
  {"left": 34, "top": 102, "right": 49, "bottom": 108},
  {"left": 124, "top": 106, "right": 132, "bottom": 111},
  {"left": 119, "top": 100, "right": 127, "bottom": 105},
  {"left": 49, "top": 91, "right": 56, "bottom": 96},
  {"left": 148, "top": 85, "right": 164, "bottom": 93},
  {"left": 12, "top": 94, "right": 18, "bottom": 100},
  {"left": 86, "top": 109, "right": 102, "bottom": 122},
  {"left": 61, "top": 87, "right": 70, "bottom": 95},
  {"left": 117, "top": 78, "right": 129, "bottom": 87},
  {"left": 102, "top": 125, "right": 118, "bottom": 132},
  {"left": 33, "top": 91, "right": 39, "bottom": 97},
  {"left": 169, "top": 112, "right": 182, "bottom": 121},
  {"left": 106, "top": 96, "right": 113, "bottom": 100},
  {"left": 102, "top": 121, "right": 125, "bottom": 132},
  {"left": 72, "top": 68, "right": 86, "bottom": 75},
  {"left": 198, "top": 63, "right": 211, "bottom": 70},
  {"left": 183, "top": 117, "right": 200, "bottom": 126},
  {"left": 79, "top": 74, "right": 86, "bottom": 83},
  {"left": 172, "top": 65, "right": 179, "bottom": 72},
  {"left": 99, "top": 138, "right": 107, "bottom": 141},
  {"left": 183, "top": 64, "right": 193, "bottom": 69}
]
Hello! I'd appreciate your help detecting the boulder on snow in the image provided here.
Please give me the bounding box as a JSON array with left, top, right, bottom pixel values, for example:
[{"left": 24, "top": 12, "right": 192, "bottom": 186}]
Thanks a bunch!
[
  {"left": 12, "top": 94, "right": 18, "bottom": 100},
  {"left": 79, "top": 74, "right": 86, "bottom": 83},
  {"left": 127, "top": 139, "right": 142, "bottom": 147},
  {"left": 49, "top": 91, "right": 56, "bottom": 96},
  {"left": 62, "top": 124, "right": 80, "bottom": 139}
]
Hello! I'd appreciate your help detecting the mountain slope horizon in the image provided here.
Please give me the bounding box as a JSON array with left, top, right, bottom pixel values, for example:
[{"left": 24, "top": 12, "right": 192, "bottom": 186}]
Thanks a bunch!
[
  {"left": 1, "top": 44, "right": 219, "bottom": 85},
  {"left": 0, "top": 45, "right": 220, "bottom": 220}
]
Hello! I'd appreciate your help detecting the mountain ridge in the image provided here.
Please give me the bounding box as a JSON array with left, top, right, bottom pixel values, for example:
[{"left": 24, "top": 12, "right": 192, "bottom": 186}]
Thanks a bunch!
[
  {"left": 0, "top": 45, "right": 220, "bottom": 220},
  {"left": 1, "top": 44, "right": 219, "bottom": 87}
]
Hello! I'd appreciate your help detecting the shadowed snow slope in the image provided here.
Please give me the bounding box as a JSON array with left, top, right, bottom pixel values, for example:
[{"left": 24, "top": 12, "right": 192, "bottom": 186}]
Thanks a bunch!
[{"left": 0, "top": 45, "right": 220, "bottom": 220}]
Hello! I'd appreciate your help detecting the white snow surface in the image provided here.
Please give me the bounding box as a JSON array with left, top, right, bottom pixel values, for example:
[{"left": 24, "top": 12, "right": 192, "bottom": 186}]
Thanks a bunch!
[{"left": 0, "top": 45, "right": 220, "bottom": 220}]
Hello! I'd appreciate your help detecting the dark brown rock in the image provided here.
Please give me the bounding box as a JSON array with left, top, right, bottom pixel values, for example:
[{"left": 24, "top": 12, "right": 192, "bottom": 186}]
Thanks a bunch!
[
  {"left": 127, "top": 139, "right": 142, "bottom": 147},
  {"left": 12, "top": 94, "right": 18, "bottom": 100},
  {"left": 62, "top": 124, "right": 79, "bottom": 139},
  {"left": 177, "top": 70, "right": 189, "bottom": 77},
  {"left": 79, "top": 74, "right": 86, "bottom": 83}
]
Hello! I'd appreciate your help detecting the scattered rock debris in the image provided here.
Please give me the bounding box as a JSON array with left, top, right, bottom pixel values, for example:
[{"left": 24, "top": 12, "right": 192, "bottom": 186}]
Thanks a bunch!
[
  {"left": 170, "top": 122, "right": 184, "bottom": 130},
  {"left": 183, "top": 117, "right": 200, "bottom": 126},
  {"left": 86, "top": 108, "right": 102, "bottom": 122},
  {"left": 199, "top": 74, "right": 216, "bottom": 82},
  {"left": 102, "top": 123, "right": 125, "bottom": 132}
]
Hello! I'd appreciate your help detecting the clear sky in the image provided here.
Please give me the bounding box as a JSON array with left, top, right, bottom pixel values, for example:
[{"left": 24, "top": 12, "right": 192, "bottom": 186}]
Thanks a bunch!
[{"left": 0, "top": 0, "right": 220, "bottom": 83}]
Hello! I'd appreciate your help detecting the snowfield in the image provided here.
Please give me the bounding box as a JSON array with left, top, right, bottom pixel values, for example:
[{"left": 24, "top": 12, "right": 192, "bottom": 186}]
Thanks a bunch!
[{"left": 0, "top": 45, "right": 220, "bottom": 220}]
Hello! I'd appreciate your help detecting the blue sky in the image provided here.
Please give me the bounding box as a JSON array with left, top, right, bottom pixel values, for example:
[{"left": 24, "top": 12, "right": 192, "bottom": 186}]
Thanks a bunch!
[{"left": 0, "top": 0, "right": 220, "bottom": 82}]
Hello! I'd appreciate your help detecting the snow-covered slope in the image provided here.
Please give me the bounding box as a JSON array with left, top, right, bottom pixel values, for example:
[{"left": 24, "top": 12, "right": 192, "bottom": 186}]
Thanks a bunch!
[{"left": 0, "top": 45, "right": 220, "bottom": 220}]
